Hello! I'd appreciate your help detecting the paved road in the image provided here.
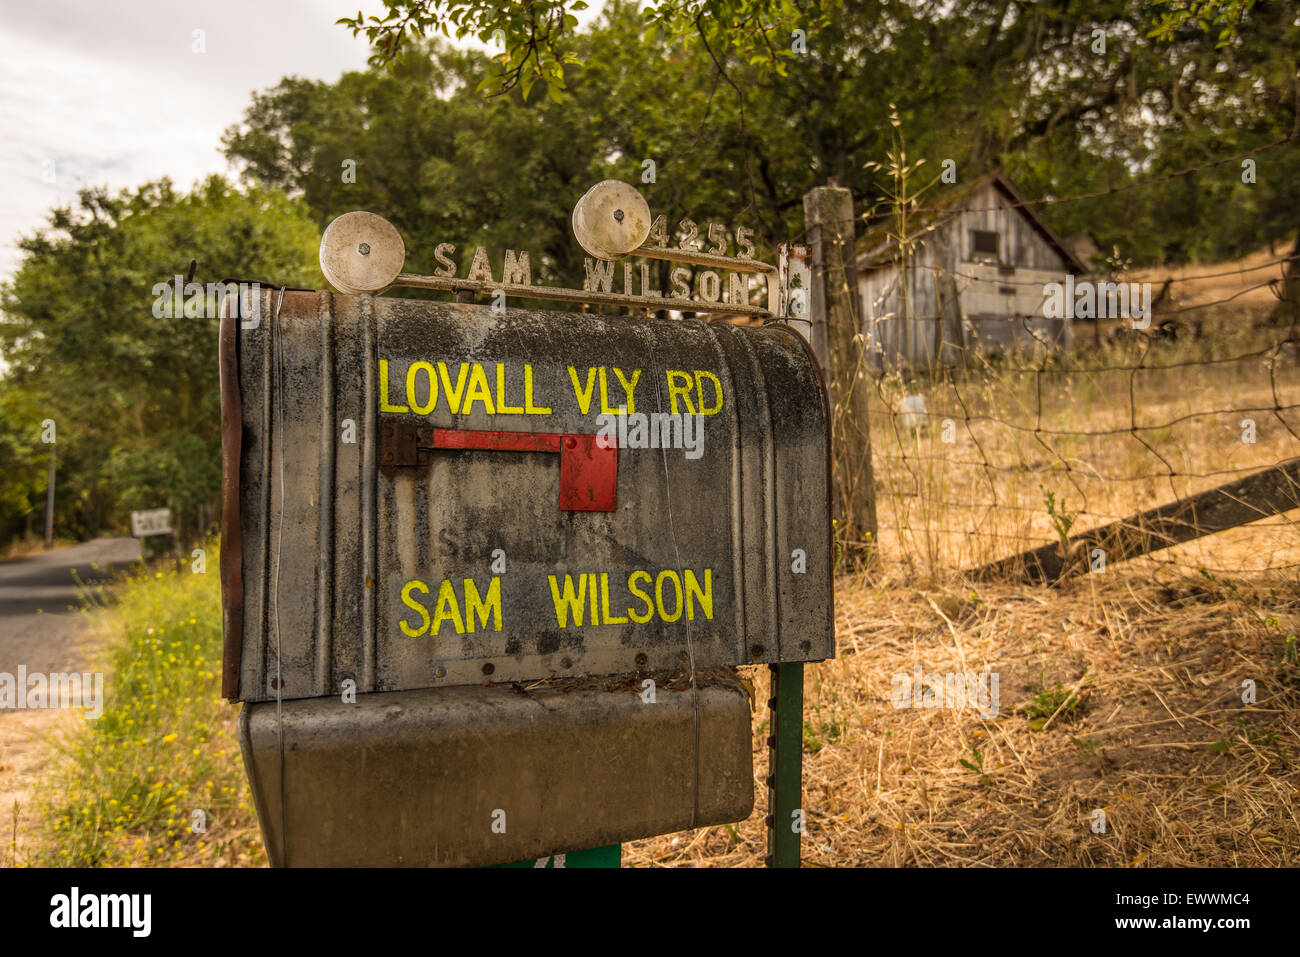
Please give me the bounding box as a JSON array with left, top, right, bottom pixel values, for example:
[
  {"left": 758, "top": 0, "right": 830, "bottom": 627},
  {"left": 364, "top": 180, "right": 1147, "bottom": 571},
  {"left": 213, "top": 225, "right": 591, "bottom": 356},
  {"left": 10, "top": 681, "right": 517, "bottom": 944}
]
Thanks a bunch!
[{"left": 0, "top": 537, "right": 141, "bottom": 674}]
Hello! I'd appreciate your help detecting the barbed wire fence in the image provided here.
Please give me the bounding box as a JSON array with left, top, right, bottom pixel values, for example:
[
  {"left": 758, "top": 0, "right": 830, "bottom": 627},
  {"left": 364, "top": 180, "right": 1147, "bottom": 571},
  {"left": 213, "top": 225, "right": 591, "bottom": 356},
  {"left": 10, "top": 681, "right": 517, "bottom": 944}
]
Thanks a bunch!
[{"left": 846, "top": 159, "right": 1300, "bottom": 585}]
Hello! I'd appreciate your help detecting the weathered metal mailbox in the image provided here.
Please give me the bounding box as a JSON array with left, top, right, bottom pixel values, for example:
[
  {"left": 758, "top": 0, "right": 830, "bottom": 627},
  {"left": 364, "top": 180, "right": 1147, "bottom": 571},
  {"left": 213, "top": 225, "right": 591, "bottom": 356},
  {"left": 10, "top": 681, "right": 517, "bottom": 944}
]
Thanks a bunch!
[{"left": 221, "top": 182, "right": 833, "bottom": 867}]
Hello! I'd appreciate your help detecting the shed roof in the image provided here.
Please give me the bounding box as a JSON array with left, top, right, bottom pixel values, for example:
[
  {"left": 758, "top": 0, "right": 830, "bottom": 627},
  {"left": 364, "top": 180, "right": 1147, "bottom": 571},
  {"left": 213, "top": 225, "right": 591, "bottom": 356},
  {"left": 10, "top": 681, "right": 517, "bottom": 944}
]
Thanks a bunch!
[{"left": 855, "top": 171, "right": 1089, "bottom": 275}]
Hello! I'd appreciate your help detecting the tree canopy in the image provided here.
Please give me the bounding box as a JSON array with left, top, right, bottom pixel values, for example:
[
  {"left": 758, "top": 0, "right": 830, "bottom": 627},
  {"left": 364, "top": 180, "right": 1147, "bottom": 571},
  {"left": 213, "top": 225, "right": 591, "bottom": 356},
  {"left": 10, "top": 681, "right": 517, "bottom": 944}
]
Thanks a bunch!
[
  {"left": 1, "top": 0, "right": 1295, "bottom": 549},
  {"left": 238, "top": 0, "right": 1298, "bottom": 266}
]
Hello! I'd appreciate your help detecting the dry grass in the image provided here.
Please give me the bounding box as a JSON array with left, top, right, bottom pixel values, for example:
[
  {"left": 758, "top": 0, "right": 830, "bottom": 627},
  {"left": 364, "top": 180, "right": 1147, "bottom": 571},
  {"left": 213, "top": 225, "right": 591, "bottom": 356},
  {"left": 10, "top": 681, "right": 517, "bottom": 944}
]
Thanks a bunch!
[
  {"left": 627, "top": 560, "right": 1300, "bottom": 867},
  {"left": 867, "top": 318, "right": 1299, "bottom": 577},
  {"left": 0, "top": 536, "right": 77, "bottom": 560},
  {"left": 1132, "top": 245, "right": 1291, "bottom": 314}
]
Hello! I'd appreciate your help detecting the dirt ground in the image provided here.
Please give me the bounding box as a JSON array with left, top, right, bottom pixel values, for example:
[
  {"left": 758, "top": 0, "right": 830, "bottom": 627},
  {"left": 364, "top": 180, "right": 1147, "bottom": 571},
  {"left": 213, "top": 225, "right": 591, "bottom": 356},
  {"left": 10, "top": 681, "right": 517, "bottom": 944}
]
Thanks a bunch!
[{"left": 0, "top": 708, "right": 77, "bottom": 866}]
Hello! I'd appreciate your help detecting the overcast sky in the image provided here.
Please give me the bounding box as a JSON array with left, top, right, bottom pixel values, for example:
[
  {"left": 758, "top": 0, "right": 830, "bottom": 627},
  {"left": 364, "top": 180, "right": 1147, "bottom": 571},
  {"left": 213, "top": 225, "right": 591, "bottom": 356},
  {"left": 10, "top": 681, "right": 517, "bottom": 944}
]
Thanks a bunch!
[{"left": 0, "top": 0, "right": 394, "bottom": 283}]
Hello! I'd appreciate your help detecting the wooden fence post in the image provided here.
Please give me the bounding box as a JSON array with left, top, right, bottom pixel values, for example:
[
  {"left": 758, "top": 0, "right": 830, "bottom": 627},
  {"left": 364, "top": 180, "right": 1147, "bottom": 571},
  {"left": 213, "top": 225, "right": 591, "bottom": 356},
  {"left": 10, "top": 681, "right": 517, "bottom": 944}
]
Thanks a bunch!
[{"left": 804, "top": 185, "right": 877, "bottom": 565}]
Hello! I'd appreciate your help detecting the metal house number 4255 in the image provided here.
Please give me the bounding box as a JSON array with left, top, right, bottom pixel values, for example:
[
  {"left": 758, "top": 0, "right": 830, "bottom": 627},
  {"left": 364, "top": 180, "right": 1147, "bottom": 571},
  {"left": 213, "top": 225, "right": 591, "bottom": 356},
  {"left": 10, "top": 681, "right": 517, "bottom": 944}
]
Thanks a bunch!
[{"left": 647, "top": 216, "right": 756, "bottom": 260}]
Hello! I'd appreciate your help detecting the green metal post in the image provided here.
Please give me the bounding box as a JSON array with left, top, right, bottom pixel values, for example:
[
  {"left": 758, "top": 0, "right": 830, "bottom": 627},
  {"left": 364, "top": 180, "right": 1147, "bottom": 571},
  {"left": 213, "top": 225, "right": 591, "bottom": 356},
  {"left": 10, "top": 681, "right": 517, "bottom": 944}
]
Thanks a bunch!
[{"left": 766, "top": 661, "right": 804, "bottom": 867}]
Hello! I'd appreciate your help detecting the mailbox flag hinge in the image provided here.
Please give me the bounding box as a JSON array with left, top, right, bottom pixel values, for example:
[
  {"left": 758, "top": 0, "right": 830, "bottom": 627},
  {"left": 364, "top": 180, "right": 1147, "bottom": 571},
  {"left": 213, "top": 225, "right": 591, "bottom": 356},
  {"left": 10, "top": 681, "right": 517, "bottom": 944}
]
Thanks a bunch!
[{"left": 380, "top": 421, "right": 617, "bottom": 511}]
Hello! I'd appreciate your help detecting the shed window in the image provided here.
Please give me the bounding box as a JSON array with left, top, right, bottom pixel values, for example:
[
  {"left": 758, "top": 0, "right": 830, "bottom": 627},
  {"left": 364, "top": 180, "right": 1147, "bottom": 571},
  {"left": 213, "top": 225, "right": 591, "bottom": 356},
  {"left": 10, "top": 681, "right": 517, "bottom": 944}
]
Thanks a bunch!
[{"left": 971, "top": 230, "right": 999, "bottom": 260}]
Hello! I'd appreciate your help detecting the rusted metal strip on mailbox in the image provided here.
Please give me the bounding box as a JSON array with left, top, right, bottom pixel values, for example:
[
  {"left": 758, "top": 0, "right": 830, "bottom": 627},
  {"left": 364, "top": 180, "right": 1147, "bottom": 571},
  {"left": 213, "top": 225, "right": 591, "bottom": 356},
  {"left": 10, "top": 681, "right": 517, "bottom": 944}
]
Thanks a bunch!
[
  {"left": 218, "top": 303, "right": 244, "bottom": 699},
  {"left": 221, "top": 291, "right": 832, "bottom": 703}
]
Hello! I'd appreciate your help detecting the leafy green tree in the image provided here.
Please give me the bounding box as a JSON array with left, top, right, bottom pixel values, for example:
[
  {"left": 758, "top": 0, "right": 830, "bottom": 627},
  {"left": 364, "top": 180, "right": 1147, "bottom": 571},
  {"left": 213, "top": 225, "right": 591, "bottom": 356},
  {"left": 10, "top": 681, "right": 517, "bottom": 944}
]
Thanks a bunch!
[
  {"left": 326, "top": 0, "right": 1297, "bottom": 270},
  {"left": 0, "top": 383, "right": 52, "bottom": 544},
  {"left": 0, "top": 177, "right": 319, "bottom": 546},
  {"left": 337, "top": 0, "right": 824, "bottom": 98},
  {"left": 223, "top": 43, "right": 615, "bottom": 290}
]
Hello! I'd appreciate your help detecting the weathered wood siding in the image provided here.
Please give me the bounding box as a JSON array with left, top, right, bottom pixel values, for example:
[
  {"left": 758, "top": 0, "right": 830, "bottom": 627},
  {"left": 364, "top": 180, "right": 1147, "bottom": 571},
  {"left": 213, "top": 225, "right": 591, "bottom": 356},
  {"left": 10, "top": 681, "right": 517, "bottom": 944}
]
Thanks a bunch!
[{"left": 860, "top": 180, "right": 1081, "bottom": 370}]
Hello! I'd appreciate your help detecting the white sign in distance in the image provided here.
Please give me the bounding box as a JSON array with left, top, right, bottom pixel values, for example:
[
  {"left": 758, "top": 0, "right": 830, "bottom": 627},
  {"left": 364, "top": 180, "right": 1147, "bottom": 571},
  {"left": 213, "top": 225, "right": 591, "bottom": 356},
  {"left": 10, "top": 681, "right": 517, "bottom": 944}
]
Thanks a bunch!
[{"left": 131, "top": 508, "right": 173, "bottom": 538}]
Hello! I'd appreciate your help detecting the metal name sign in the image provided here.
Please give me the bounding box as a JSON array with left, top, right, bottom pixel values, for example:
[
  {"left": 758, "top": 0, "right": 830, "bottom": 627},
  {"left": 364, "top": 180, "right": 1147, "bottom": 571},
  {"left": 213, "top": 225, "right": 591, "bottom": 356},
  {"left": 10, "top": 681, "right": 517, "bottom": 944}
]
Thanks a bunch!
[
  {"left": 319, "top": 180, "right": 793, "bottom": 317},
  {"left": 130, "top": 508, "right": 172, "bottom": 537}
]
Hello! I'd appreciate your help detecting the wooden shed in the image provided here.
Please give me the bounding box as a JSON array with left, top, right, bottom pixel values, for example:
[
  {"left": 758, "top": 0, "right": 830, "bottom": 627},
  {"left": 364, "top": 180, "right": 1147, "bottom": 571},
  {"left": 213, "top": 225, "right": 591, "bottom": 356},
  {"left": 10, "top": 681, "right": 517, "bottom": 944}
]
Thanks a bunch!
[{"left": 855, "top": 172, "right": 1090, "bottom": 370}]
